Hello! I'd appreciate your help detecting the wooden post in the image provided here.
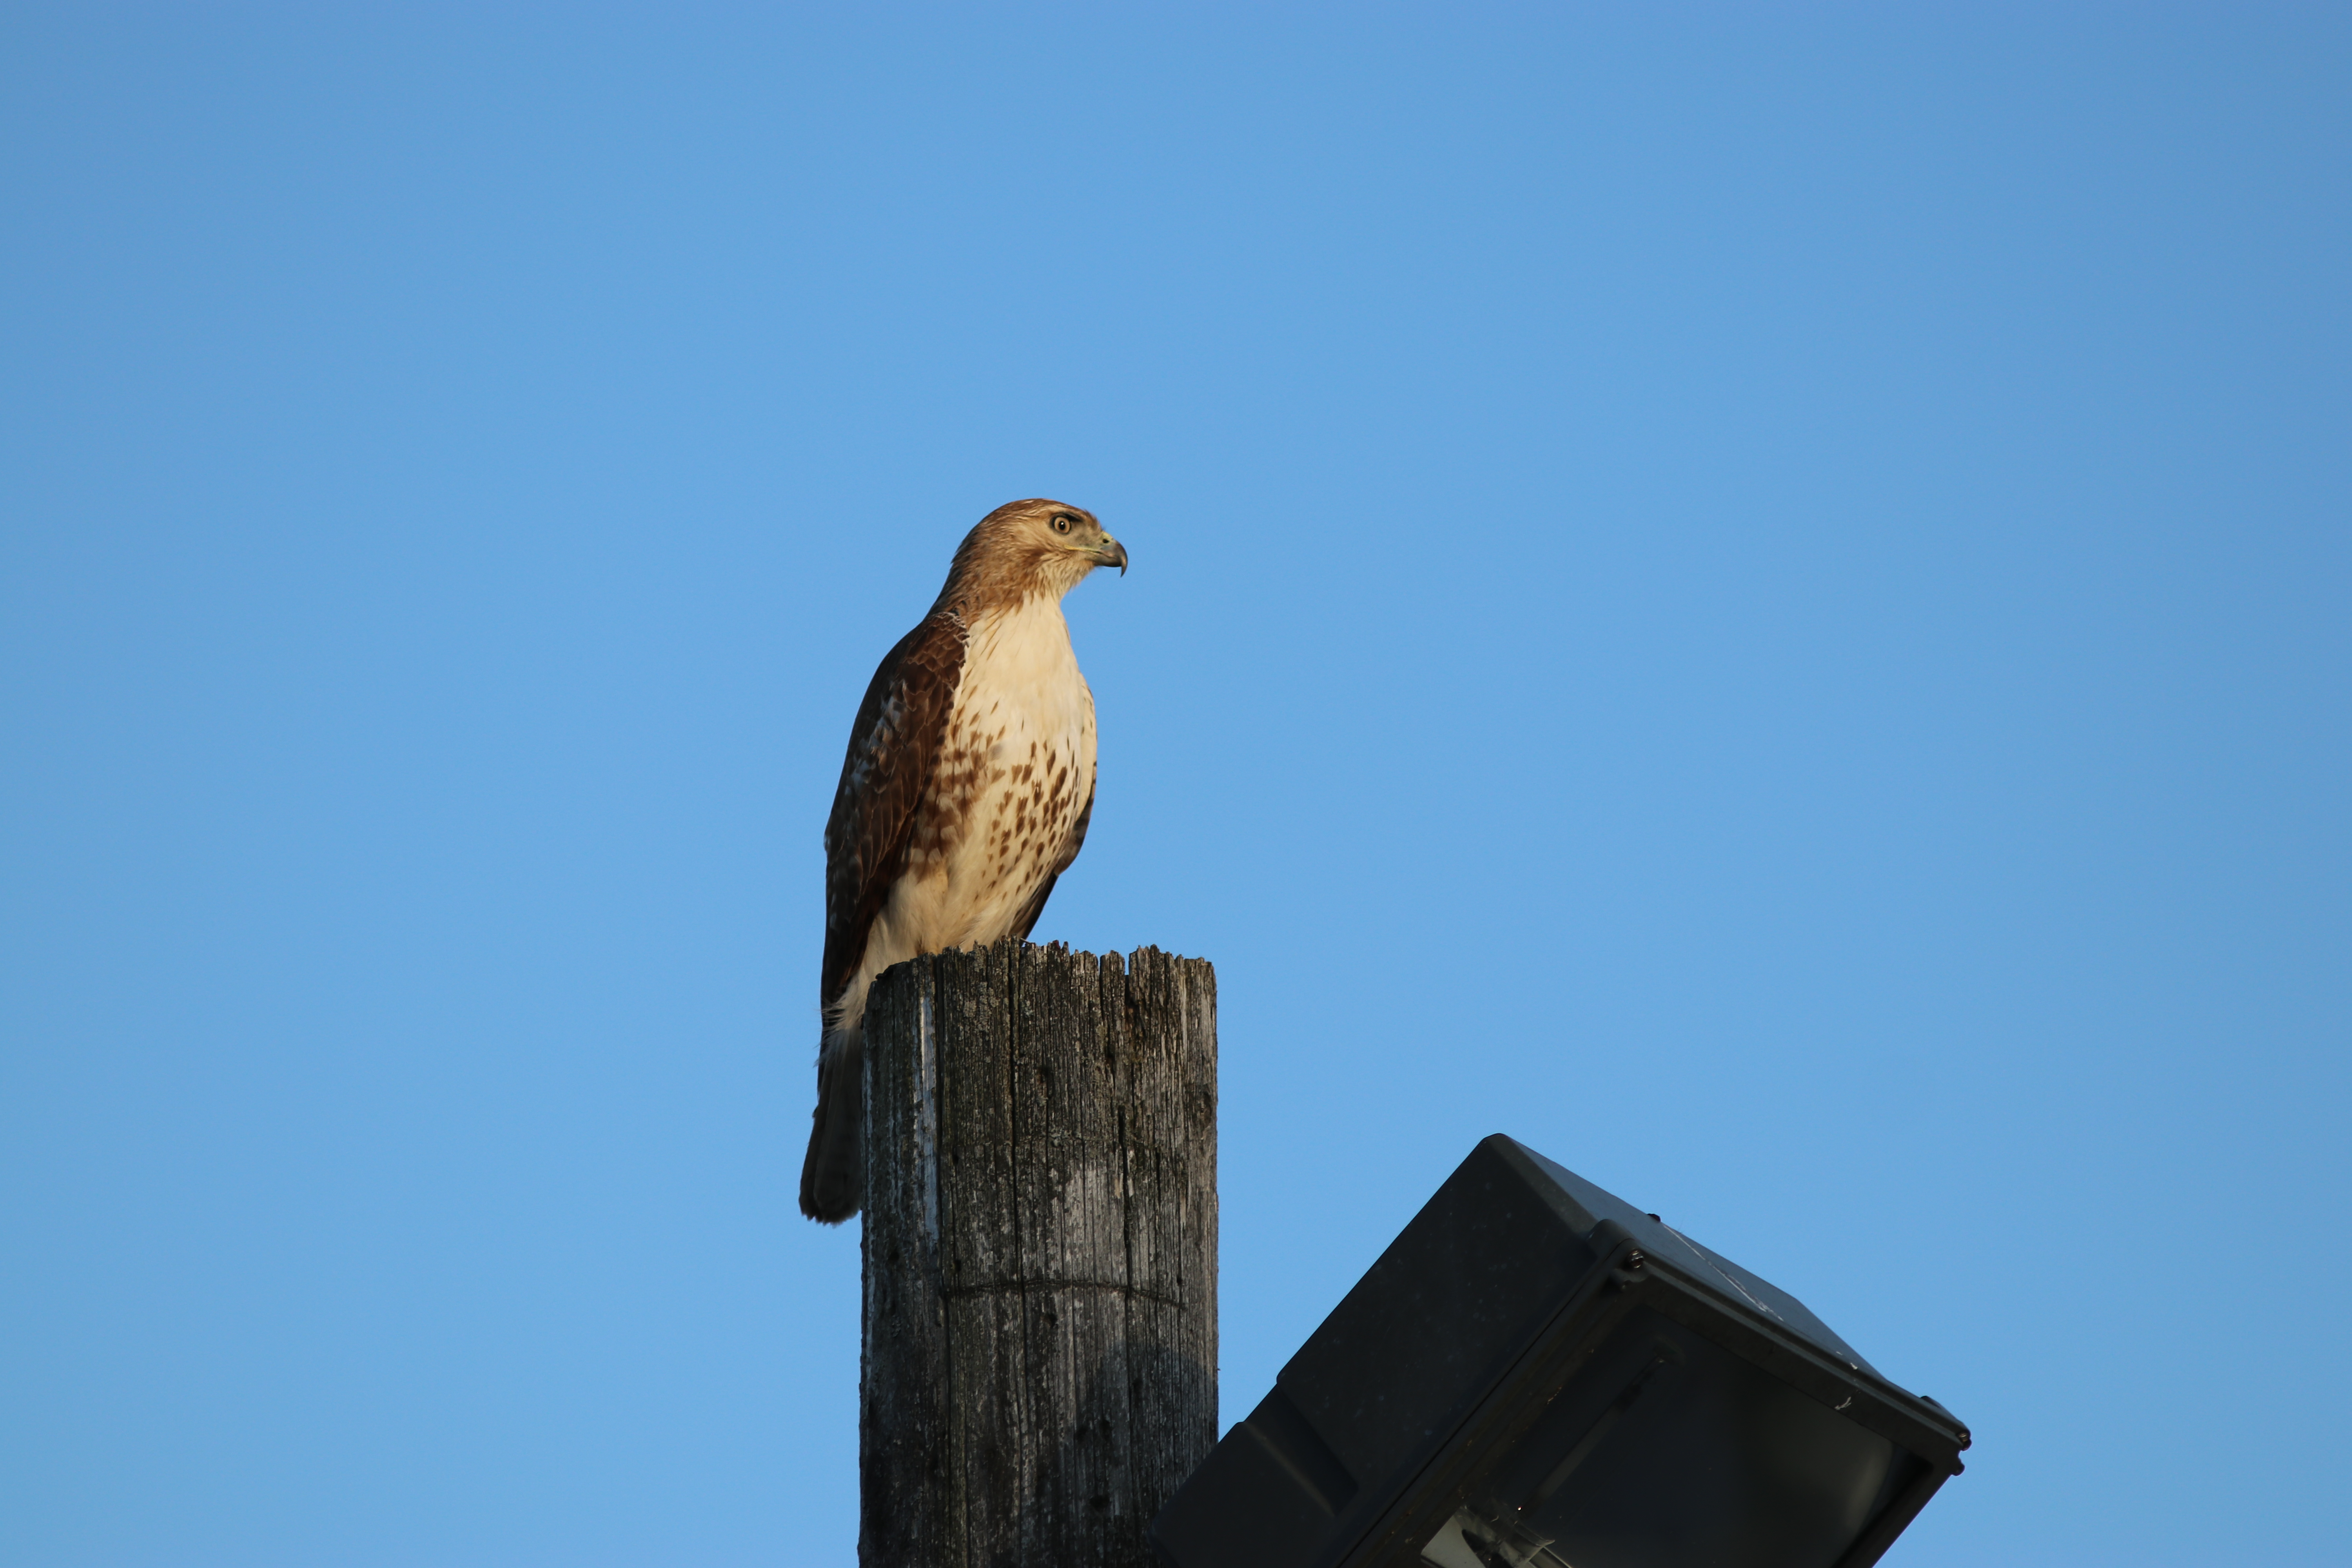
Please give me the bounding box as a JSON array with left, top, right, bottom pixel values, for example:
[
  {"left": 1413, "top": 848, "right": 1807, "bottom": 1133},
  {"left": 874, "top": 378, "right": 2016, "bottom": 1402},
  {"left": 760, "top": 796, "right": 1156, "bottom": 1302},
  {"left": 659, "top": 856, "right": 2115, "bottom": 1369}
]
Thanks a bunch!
[{"left": 859, "top": 940, "right": 1218, "bottom": 1568}]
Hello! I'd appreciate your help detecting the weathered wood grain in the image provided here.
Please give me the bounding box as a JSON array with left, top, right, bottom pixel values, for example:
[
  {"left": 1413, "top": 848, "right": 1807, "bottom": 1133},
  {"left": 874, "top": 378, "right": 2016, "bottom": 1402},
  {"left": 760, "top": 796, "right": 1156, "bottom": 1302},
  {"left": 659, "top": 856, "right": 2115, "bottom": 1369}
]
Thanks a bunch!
[{"left": 860, "top": 940, "right": 1218, "bottom": 1568}]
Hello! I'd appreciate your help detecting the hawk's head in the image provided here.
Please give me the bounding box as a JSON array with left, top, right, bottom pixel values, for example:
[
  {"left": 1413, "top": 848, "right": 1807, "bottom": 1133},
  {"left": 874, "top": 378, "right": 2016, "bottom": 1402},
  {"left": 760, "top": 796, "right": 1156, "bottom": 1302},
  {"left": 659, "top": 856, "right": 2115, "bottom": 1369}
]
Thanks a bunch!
[{"left": 946, "top": 498, "right": 1127, "bottom": 609}]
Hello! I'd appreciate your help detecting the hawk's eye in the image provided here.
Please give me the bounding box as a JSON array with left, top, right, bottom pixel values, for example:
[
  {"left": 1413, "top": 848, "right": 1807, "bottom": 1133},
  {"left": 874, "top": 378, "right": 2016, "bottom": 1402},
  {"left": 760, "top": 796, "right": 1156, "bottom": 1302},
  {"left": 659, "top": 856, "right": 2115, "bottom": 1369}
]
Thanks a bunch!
[{"left": 1051, "top": 512, "right": 1078, "bottom": 535}]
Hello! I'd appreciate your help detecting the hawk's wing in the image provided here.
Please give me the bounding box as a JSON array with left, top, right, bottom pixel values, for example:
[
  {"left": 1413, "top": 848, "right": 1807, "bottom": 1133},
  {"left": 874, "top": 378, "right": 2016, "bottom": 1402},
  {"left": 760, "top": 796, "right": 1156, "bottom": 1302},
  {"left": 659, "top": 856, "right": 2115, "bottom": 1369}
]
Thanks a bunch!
[{"left": 820, "top": 610, "right": 965, "bottom": 1009}]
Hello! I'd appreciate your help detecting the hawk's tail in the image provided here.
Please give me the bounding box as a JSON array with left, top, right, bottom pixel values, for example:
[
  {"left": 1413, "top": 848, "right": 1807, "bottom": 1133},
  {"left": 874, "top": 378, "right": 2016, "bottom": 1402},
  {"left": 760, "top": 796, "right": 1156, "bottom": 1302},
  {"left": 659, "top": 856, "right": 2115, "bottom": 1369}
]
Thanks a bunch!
[{"left": 799, "top": 1024, "right": 863, "bottom": 1223}]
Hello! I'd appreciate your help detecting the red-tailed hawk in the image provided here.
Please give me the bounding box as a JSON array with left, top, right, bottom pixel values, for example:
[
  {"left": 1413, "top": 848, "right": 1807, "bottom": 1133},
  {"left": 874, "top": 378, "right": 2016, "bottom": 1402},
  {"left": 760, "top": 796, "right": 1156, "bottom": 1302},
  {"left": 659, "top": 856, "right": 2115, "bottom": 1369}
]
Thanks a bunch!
[{"left": 799, "top": 499, "right": 1127, "bottom": 1222}]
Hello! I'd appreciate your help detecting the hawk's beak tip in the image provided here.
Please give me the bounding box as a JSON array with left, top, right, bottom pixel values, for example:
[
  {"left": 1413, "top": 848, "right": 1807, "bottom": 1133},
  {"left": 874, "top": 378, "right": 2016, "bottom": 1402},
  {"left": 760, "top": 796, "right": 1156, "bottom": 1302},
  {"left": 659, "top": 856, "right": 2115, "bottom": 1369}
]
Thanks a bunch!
[{"left": 1102, "top": 539, "right": 1129, "bottom": 576}]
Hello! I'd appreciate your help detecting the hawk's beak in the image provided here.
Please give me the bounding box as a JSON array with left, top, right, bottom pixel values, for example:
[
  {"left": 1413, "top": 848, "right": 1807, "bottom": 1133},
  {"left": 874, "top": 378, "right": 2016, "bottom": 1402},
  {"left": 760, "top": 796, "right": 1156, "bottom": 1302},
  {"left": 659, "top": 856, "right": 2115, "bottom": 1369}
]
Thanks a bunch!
[{"left": 1093, "top": 537, "right": 1128, "bottom": 576}]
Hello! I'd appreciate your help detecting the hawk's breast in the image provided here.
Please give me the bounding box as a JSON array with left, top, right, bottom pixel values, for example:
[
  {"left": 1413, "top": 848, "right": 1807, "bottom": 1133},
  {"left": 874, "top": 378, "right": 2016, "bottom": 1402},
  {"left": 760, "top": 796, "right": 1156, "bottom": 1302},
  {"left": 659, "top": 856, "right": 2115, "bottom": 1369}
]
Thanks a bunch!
[{"left": 902, "top": 595, "right": 1096, "bottom": 950}]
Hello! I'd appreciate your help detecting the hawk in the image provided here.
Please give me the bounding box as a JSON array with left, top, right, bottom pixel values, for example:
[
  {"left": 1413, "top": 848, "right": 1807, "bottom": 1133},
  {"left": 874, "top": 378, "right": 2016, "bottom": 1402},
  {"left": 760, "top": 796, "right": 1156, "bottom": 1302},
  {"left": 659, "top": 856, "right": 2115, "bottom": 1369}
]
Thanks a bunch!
[{"left": 799, "top": 498, "right": 1127, "bottom": 1222}]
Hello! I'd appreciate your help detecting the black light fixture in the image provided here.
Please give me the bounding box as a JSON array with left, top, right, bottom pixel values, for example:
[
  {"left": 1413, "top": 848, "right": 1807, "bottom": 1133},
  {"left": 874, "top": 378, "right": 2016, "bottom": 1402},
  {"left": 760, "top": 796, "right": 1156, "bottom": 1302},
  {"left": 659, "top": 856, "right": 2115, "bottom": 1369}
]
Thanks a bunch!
[{"left": 1151, "top": 1136, "right": 1968, "bottom": 1568}]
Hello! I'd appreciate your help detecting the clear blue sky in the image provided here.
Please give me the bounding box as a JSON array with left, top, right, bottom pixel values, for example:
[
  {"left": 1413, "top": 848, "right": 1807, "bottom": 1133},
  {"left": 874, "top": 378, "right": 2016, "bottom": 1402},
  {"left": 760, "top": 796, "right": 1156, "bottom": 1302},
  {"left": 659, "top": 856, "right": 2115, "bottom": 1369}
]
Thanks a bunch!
[{"left": 4, "top": 6, "right": 2346, "bottom": 1565}]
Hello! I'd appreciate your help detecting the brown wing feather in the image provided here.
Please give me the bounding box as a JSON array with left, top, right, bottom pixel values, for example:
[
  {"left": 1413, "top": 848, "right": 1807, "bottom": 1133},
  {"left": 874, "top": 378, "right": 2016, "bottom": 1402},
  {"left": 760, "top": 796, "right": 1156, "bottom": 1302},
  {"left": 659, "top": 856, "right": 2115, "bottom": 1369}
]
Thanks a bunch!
[{"left": 820, "top": 610, "right": 966, "bottom": 1009}]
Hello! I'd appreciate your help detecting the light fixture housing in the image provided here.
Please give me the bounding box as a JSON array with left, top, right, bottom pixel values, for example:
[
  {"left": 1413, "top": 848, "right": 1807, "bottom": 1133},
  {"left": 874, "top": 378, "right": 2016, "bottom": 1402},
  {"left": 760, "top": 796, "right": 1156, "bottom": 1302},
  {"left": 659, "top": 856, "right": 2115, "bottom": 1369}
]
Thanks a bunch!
[{"left": 1151, "top": 1136, "right": 1968, "bottom": 1568}]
